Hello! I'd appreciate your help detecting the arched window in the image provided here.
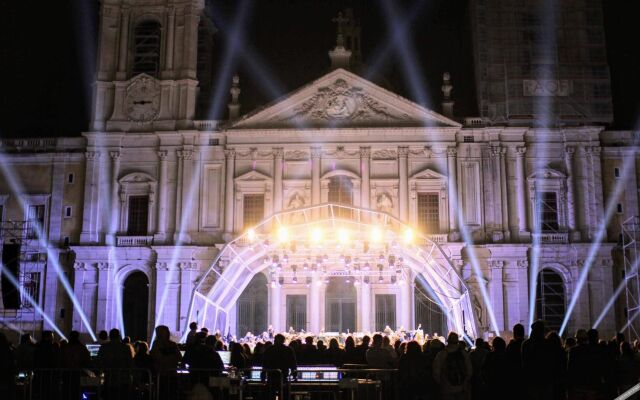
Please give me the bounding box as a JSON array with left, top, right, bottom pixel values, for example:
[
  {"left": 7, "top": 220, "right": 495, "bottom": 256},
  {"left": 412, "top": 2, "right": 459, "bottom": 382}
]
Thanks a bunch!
[
  {"left": 237, "top": 274, "right": 268, "bottom": 336},
  {"left": 132, "top": 20, "right": 161, "bottom": 77},
  {"left": 328, "top": 176, "right": 353, "bottom": 218},
  {"left": 535, "top": 268, "right": 566, "bottom": 332},
  {"left": 123, "top": 271, "right": 149, "bottom": 341},
  {"left": 325, "top": 277, "right": 356, "bottom": 333}
]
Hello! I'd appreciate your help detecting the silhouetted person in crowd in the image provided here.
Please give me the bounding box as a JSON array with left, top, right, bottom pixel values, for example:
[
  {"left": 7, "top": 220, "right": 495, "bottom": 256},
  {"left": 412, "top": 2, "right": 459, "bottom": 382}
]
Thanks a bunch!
[
  {"left": 298, "top": 336, "right": 319, "bottom": 365},
  {"left": 185, "top": 322, "right": 198, "bottom": 348},
  {"left": 252, "top": 342, "right": 265, "bottom": 366},
  {"left": 98, "top": 330, "right": 109, "bottom": 344},
  {"left": 433, "top": 332, "right": 472, "bottom": 400},
  {"left": 133, "top": 341, "right": 154, "bottom": 372},
  {"left": 505, "top": 323, "right": 525, "bottom": 396},
  {"left": 325, "top": 338, "right": 345, "bottom": 367},
  {"left": 567, "top": 328, "right": 607, "bottom": 400},
  {"left": 262, "top": 334, "right": 297, "bottom": 399},
  {"left": 97, "top": 329, "right": 133, "bottom": 369},
  {"left": 229, "top": 341, "right": 248, "bottom": 369},
  {"left": 34, "top": 330, "right": 59, "bottom": 368},
  {"left": 366, "top": 334, "right": 396, "bottom": 368},
  {"left": 60, "top": 331, "right": 91, "bottom": 369},
  {"left": 316, "top": 339, "right": 327, "bottom": 363},
  {"left": 398, "top": 341, "right": 427, "bottom": 399},
  {"left": 423, "top": 339, "right": 445, "bottom": 399},
  {"left": 0, "top": 332, "right": 16, "bottom": 400},
  {"left": 616, "top": 341, "right": 640, "bottom": 395},
  {"left": 150, "top": 325, "right": 181, "bottom": 372},
  {"left": 522, "top": 320, "right": 554, "bottom": 400},
  {"left": 343, "top": 336, "right": 358, "bottom": 365},
  {"left": 14, "top": 333, "right": 36, "bottom": 371},
  {"left": 469, "top": 337, "right": 489, "bottom": 399},
  {"left": 482, "top": 336, "right": 509, "bottom": 400},
  {"left": 355, "top": 335, "right": 370, "bottom": 364}
]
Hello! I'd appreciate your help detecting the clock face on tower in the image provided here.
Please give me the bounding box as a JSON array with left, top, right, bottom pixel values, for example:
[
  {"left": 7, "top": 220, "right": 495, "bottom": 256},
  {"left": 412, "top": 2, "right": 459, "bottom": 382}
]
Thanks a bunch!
[{"left": 125, "top": 76, "right": 160, "bottom": 123}]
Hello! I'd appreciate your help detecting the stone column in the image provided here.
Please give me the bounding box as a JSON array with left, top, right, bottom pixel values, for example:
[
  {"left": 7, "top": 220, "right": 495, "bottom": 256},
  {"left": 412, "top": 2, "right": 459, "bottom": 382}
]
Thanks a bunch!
[
  {"left": 489, "top": 260, "right": 505, "bottom": 332},
  {"left": 156, "top": 151, "right": 169, "bottom": 241},
  {"left": 116, "top": 6, "right": 130, "bottom": 79},
  {"left": 81, "top": 151, "right": 100, "bottom": 243},
  {"left": 360, "top": 281, "right": 371, "bottom": 332},
  {"left": 273, "top": 148, "right": 284, "bottom": 213},
  {"left": 224, "top": 149, "right": 236, "bottom": 240},
  {"left": 165, "top": 6, "right": 175, "bottom": 72},
  {"left": 270, "top": 284, "right": 281, "bottom": 332},
  {"left": 564, "top": 146, "right": 580, "bottom": 241},
  {"left": 360, "top": 147, "right": 371, "bottom": 209},
  {"left": 589, "top": 146, "right": 605, "bottom": 236},
  {"left": 107, "top": 151, "right": 120, "bottom": 245},
  {"left": 447, "top": 147, "right": 459, "bottom": 237},
  {"left": 173, "top": 151, "right": 184, "bottom": 242},
  {"left": 515, "top": 147, "right": 529, "bottom": 239},
  {"left": 499, "top": 147, "right": 510, "bottom": 240},
  {"left": 178, "top": 149, "right": 193, "bottom": 242},
  {"left": 311, "top": 147, "right": 321, "bottom": 205},
  {"left": 398, "top": 147, "right": 409, "bottom": 221},
  {"left": 309, "top": 278, "right": 320, "bottom": 333}
]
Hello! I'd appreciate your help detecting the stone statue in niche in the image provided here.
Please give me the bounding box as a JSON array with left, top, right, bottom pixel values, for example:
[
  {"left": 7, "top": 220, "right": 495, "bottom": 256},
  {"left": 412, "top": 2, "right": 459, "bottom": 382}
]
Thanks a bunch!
[
  {"left": 287, "top": 192, "right": 306, "bottom": 224},
  {"left": 376, "top": 192, "right": 393, "bottom": 214},
  {"left": 472, "top": 294, "right": 484, "bottom": 329}
]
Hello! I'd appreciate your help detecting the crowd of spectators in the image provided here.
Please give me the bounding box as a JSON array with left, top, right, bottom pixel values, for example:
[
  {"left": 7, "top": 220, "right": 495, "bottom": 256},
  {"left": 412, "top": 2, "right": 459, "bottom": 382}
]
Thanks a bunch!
[{"left": 1, "top": 320, "right": 640, "bottom": 399}]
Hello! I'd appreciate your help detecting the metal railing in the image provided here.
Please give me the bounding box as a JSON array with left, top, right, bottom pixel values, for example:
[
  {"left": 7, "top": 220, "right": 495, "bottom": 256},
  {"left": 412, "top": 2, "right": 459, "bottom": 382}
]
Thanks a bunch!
[{"left": 116, "top": 235, "right": 154, "bottom": 247}]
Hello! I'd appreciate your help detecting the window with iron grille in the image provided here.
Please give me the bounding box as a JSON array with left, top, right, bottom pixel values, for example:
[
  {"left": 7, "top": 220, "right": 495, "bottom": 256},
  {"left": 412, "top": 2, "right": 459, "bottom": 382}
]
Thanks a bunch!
[
  {"left": 286, "top": 295, "right": 307, "bottom": 331},
  {"left": 243, "top": 194, "right": 264, "bottom": 228},
  {"left": 417, "top": 193, "right": 440, "bottom": 233},
  {"left": 127, "top": 196, "right": 149, "bottom": 236},
  {"left": 325, "top": 278, "right": 356, "bottom": 333},
  {"left": 131, "top": 21, "right": 161, "bottom": 77},
  {"left": 375, "top": 294, "right": 396, "bottom": 331},
  {"left": 21, "top": 272, "right": 40, "bottom": 308},
  {"left": 537, "top": 192, "right": 559, "bottom": 232},
  {"left": 535, "top": 269, "right": 565, "bottom": 332},
  {"left": 27, "top": 205, "right": 45, "bottom": 239},
  {"left": 237, "top": 274, "right": 268, "bottom": 336},
  {"left": 328, "top": 176, "right": 353, "bottom": 218}
]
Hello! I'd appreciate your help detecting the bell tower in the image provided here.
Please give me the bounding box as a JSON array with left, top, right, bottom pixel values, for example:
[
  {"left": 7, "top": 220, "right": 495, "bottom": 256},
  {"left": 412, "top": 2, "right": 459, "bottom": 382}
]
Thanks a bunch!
[{"left": 91, "top": 0, "right": 210, "bottom": 132}]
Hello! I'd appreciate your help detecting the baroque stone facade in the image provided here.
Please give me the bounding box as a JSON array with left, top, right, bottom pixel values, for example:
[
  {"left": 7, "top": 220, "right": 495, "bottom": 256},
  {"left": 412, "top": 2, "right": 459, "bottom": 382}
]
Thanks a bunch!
[{"left": 0, "top": 0, "right": 637, "bottom": 341}]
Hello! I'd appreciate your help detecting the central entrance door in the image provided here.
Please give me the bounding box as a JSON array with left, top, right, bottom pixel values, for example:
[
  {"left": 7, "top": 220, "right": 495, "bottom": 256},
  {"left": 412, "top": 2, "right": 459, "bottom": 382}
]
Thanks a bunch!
[
  {"left": 325, "top": 277, "right": 356, "bottom": 333},
  {"left": 123, "top": 271, "right": 149, "bottom": 341}
]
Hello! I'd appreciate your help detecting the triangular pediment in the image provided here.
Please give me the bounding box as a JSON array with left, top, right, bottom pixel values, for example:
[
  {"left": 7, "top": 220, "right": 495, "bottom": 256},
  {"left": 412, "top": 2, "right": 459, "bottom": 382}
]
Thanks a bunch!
[
  {"left": 230, "top": 69, "right": 461, "bottom": 129},
  {"left": 410, "top": 168, "right": 447, "bottom": 181},
  {"left": 527, "top": 168, "right": 566, "bottom": 180},
  {"left": 235, "top": 170, "right": 272, "bottom": 182}
]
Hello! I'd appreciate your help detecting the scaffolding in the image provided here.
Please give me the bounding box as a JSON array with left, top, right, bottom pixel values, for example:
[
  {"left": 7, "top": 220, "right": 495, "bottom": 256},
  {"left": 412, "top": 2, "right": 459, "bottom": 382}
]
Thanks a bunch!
[
  {"left": 623, "top": 216, "right": 640, "bottom": 340},
  {"left": 0, "top": 220, "right": 47, "bottom": 337}
]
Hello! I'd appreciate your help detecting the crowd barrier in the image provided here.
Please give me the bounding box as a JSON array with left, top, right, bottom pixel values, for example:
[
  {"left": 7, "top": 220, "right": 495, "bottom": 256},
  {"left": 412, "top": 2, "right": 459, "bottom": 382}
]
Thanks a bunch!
[{"left": 7, "top": 367, "right": 400, "bottom": 400}]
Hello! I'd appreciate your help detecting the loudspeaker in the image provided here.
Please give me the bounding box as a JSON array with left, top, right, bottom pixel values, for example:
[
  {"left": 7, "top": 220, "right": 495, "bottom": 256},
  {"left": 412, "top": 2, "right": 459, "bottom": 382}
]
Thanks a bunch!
[{"left": 1, "top": 244, "right": 21, "bottom": 309}]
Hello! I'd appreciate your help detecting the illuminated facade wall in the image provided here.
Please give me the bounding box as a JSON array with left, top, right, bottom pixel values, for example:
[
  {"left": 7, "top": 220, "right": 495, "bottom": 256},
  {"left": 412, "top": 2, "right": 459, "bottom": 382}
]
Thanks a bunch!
[{"left": 0, "top": 0, "right": 636, "bottom": 341}]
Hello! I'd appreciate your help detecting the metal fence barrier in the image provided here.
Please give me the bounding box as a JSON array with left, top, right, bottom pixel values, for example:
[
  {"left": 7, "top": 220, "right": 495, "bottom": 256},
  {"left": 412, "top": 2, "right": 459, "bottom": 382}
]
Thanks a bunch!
[
  {"left": 14, "top": 368, "right": 153, "bottom": 400},
  {"left": 9, "top": 367, "right": 400, "bottom": 400}
]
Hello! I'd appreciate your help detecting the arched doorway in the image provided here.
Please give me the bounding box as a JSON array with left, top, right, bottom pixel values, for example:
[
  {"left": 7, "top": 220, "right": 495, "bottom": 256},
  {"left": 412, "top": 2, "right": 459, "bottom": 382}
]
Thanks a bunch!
[
  {"left": 414, "top": 277, "right": 447, "bottom": 335},
  {"left": 535, "top": 268, "right": 566, "bottom": 332},
  {"left": 237, "top": 273, "right": 268, "bottom": 336},
  {"left": 325, "top": 277, "right": 356, "bottom": 333},
  {"left": 123, "top": 271, "right": 149, "bottom": 341}
]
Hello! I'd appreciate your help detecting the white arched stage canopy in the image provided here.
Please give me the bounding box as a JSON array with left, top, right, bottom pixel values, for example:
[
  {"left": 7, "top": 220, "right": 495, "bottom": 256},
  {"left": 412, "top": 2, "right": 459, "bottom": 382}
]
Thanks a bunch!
[{"left": 184, "top": 204, "right": 478, "bottom": 339}]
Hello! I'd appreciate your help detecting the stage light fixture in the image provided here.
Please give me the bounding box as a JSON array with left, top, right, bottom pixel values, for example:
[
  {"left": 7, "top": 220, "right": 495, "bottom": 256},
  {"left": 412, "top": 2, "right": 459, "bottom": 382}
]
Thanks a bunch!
[
  {"left": 403, "top": 228, "right": 414, "bottom": 244},
  {"left": 370, "top": 226, "right": 384, "bottom": 243},
  {"left": 337, "top": 228, "right": 350, "bottom": 244},
  {"left": 277, "top": 226, "right": 289, "bottom": 243},
  {"left": 246, "top": 228, "right": 256, "bottom": 242},
  {"left": 310, "top": 227, "right": 323, "bottom": 243}
]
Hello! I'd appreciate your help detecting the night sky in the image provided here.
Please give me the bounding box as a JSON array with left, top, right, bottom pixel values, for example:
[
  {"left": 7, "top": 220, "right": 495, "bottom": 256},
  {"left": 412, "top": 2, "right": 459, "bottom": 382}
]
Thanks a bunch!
[{"left": 0, "top": 0, "right": 638, "bottom": 138}]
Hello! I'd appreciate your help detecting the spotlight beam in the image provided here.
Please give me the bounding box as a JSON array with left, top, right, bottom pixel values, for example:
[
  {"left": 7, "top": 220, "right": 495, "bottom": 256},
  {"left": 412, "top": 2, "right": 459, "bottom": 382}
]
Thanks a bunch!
[
  {"left": 559, "top": 137, "right": 640, "bottom": 335},
  {"left": 0, "top": 157, "right": 97, "bottom": 341},
  {"left": 593, "top": 256, "right": 640, "bottom": 329},
  {"left": 0, "top": 263, "right": 66, "bottom": 340}
]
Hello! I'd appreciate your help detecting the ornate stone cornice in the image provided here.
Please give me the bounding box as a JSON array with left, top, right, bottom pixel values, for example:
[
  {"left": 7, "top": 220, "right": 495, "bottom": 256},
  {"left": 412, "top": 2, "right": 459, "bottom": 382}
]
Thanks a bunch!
[
  {"left": 285, "top": 150, "right": 309, "bottom": 160},
  {"left": 371, "top": 149, "right": 397, "bottom": 160}
]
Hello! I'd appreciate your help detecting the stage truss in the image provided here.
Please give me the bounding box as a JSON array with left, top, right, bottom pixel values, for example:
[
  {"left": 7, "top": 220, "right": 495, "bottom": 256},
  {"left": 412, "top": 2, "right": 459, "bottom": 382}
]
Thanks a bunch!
[
  {"left": 623, "top": 215, "right": 640, "bottom": 340},
  {"left": 185, "top": 204, "right": 478, "bottom": 338}
]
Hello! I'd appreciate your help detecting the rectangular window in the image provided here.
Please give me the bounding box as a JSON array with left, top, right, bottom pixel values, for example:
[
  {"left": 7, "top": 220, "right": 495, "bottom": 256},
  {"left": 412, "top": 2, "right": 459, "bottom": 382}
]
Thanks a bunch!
[
  {"left": 375, "top": 294, "right": 396, "bottom": 331},
  {"left": 617, "top": 203, "right": 623, "bottom": 214},
  {"left": 27, "top": 205, "right": 45, "bottom": 239},
  {"left": 538, "top": 192, "right": 559, "bottom": 232},
  {"left": 614, "top": 167, "right": 620, "bottom": 178},
  {"left": 67, "top": 173, "right": 74, "bottom": 184},
  {"left": 286, "top": 295, "right": 307, "bottom": 331},
  {"left": 243, "top": 194, "right": 265, "bottom": 228},
  {"left": 21, "top": 272, "right": 41, "bottom": 307},
  {"left": 417, "top": 193, "right": 440, "bottom": 234},
  {"left": 64, "top": 206, "right": 72, "bottom": 218},
  {"left": 127, "top": 196, "right": 149, "bottom": 236}
]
